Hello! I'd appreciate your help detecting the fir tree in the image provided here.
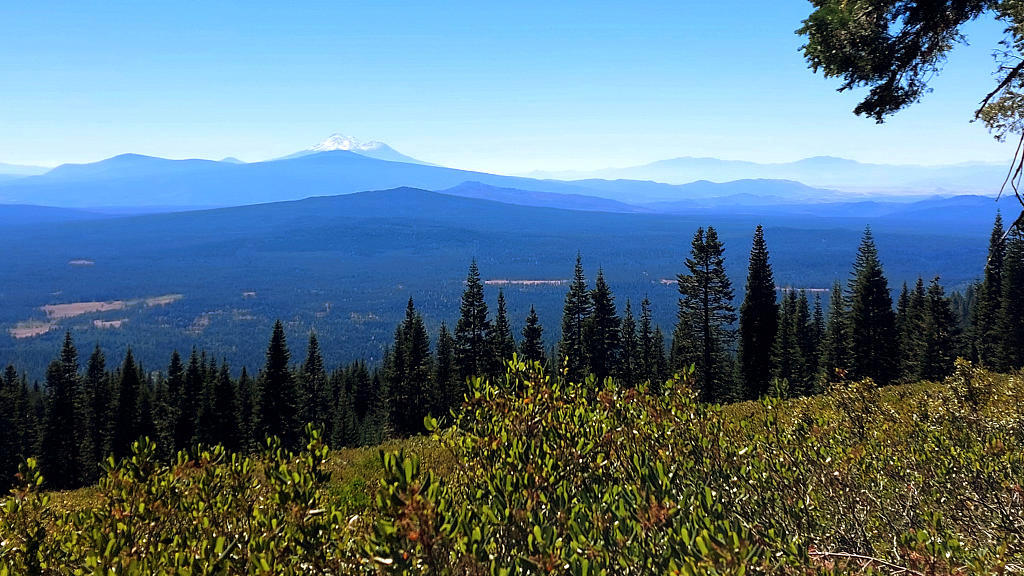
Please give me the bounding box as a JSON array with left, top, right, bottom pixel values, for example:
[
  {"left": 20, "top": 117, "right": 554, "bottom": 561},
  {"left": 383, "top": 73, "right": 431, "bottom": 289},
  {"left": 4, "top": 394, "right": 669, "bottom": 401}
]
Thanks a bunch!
[
  {"left": 165, "top": 351, "right": 186, "bottom": 451},
  {"left": 672, "top": 226, "right": 736, "bottom": 402},
  {"left": 300, "top": 332, "right": 330, "bottom": 434},
  {"left": 487, "top": 290, "right": 517, "bottom": 374},
  {"left": 111, "top": 348, "right": 143, "bottom": 460},
  {"left": 794, "top": 290, "right": 818, "bottom": 394},
  {"left": 83, "top": 344, "right": 111, "bottom": 464},
  {"left": 519, "top": 306, "right": 546, "bottom": 366},
  {"left": 772, "top": 290, "right": 804, "bottom": 395},
  {"left": 974, "top": 212, "right": 1006, "bottom": 367},
  {"left": 236, "top": 367, "right": 255, "bottom": 451},
  {"left": 559, "top": 253, "right": 592, "bottom": 382},
  {"left": 259, "top": 320, "right": 301, "bottom": 448},
  {"left": 899, "top": 278, "right": 928, "bottom": 381},
  {"left": 738, "top": 225, "right": 778, "bottom": 399},
  {"left": 998, "top": 226, "right": 1024, "bottom": 370},
  {"left": 39, "top": 332, "right": 89, "bottom": 489},
  {"left": 211, "top": 361, "right": 240, "bottom": 449},
  {"left": 811, "top": 293, "right": 825, "bottom": 388},
  {"left": 454, "top": 260, "right": 491, "bottom": 379},
  {"left": 637, "top": 297, "right": 660, "bottom": 386},
  {"left": 618, "top": 300, "right": 639, "bottom": 388},
  {"left": 387, "top": 298, "right": 434, "bottom": 436},
  {"left": 847, "top": 228, "right": 898, "bottom": 384},
  {"left": 180, "top": 348, "right": 203, "bottom": 448},
  {"left": 820, "top": 281, "right": 849, "bottom": 381},
  {"left": 587, "top": 269, "right": 620, "bottom": 382},
  {"left": 434, "top": 322, "right": 459, "bottom": 417},
  {"left": 920, "top": 277, "right": 958, "bottom": 380}
]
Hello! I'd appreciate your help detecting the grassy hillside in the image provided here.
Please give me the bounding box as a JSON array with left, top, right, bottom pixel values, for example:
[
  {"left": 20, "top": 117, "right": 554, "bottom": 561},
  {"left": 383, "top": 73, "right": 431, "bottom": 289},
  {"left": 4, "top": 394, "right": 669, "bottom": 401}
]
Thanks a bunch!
[{"left": 3, "top": 361, "right": 1021, "bottom": 574}]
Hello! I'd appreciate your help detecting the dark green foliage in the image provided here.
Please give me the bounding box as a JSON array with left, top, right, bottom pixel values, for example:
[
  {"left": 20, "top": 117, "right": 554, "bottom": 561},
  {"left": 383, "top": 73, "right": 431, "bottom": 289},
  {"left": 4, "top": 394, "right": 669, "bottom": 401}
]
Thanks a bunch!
[
  {"left": 210, "top": 361, "right": 241, "bottom": 450},
  {"left": 386, "top": 298, "right": 434, "bottom": 436},
  {"left": 738, "top": 225, "right": 778, "bottom": 400},
  {"left": 672, "top": 226, "right": 736, "bottom": 402},
  {"left": 920, "top": 277, "right": 959, "bottom": 381},
  {"left": 559, "top": 252, "right": 591, "bottom": 382},
  {"left": 300, "top": 332, "right": 331, "bottom": 436},
  {"left": 820, "top": 280, "right": 849, "bottom": 381},
  {"left": 519, "top": 306, "right": 546, "bottom": 366},
  {"left": 39, "top": 332, "right": 89, "bottom": 489},
  {"left": 799, "top": 0, "right": 991, "bottom": 123},
  {"left": 487, "top": 290, "right": 516, "bottom": 376},
  {"left": 974, "top": 213, "right": 1006, "bottom": 367},
  {"left": 258, "top": 320, "right": 301, "bottom": 449},
  {"left": 617, "top": 300, "right": 639, "bottom": 388},
  {"left": 847, "top": 228, "right": 898, "bottom": 384},
  {"left": 586, "top": 269, "right": 620, "bottom": 382},
  {"left": 82, "top": 345, "right": 111, "bottom": 466},
  {"left": 433, "top": 321, "right": 460, "bottom": 419},
  {"left": 454, "top": 260, "right": 491, "bottom": 380},
  {"left": 898, "top": 278, "right": 927, "bottom": 380},
  {"left": 637, "top": 297, "right": 666, "bottom": 388},
  {"left": 998, "top": 226, "right": 1024, "bottom": 370},
  {"left": 772, "top": 290, "right": 804, "bottom": 396},
  {"left": 111, "top": 349, "right": 143, "bottom": 460}
]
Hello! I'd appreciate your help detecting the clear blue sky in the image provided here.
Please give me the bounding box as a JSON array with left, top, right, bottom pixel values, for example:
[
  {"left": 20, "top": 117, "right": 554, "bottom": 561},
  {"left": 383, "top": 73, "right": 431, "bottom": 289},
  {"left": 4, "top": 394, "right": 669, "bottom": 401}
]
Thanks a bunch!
[{"left": 0, "top": 1, "right": 1012, "bottom": 172}]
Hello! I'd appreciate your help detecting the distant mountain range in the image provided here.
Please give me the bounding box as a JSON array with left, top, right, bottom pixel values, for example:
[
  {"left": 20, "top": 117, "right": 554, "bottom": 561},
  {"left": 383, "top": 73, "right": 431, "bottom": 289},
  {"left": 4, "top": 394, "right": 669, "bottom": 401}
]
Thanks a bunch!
[
  {"left": 0, "top": 135, "right": 1012, "bottom": 214},
  {"left": 526, "top": 155, "right": 1008, "bottom": 193},
  {"left": 278, "top": 133, "right": 432, "bottom": 165},
  {"left": 0, "top": 148, "right": 862, "bottom": 210}
]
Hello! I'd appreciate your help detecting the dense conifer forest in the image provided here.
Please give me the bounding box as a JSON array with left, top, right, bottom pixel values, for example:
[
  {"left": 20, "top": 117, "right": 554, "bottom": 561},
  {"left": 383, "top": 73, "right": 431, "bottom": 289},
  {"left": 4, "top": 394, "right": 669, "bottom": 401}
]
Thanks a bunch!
[{"left": 2, "top": 217, "right": 1020, "bottom": 492}]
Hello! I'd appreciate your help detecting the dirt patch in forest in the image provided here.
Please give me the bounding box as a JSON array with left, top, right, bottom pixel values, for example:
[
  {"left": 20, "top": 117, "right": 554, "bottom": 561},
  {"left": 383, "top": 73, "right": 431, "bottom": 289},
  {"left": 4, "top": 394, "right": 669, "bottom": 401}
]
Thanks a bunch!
[
  {"left": 485, "top": 279, "right": 568, "bottom": 286},
  {"left": 93, "top": 319, "right": 127, "bottom": 329},
  {"left": 43, "top": 301, "right": 128, "bottom": 320},
  {"left": 9, "top": 321, "right": 56, "bottom": 339}
]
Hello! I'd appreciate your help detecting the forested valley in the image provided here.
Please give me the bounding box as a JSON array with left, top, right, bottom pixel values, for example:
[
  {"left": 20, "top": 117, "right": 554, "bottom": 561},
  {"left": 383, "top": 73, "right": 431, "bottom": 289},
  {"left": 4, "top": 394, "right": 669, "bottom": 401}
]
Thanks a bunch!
[{"left": 2, "top": 215, "right": 1023, "bottom": 573}]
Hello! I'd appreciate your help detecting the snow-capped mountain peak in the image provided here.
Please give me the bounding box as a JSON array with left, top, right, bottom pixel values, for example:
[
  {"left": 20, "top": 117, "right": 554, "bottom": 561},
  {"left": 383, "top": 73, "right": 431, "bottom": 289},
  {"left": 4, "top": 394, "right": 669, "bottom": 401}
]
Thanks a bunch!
[{"left": 310, "top": 133, "right": 383, "bottom": 153}]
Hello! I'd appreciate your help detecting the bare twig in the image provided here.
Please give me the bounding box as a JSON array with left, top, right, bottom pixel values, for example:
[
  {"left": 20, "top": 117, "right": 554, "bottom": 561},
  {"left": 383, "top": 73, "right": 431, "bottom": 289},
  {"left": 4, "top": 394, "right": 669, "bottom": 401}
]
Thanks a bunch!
[{"left": 809, "top": 550, "right": 925, "bottom": 576}]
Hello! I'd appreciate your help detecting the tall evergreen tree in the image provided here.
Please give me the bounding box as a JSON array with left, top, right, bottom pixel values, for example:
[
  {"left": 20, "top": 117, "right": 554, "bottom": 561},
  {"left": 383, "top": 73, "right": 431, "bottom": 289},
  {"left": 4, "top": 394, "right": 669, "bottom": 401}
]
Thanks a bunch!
[
  {"left": 587, "top": 269, "right": 620, "bottom": 382},
  {"left": 998, "top": 226, "right": 1024, "bottom": 370},
  {"left": 637, "top": 297, "right": 660, "bottom": 386},
  {"left": 179, "top": 348, "right": 203, "bottom": 448},
  {"left": 236, "top": 367, "right": 255, "bottom": 451},
  {"left": 0, "top": 366, "right": 22, "bottom": 488},
  {"left": 820, "top": 281, "right": 849, "bottom": 381},
  {"left": 618, "top": 300, "right": 639, "bottom": 388},
  {"left": 211, "top": 361, "right": 240, "bottom": 449},
  {"left": 454, "top": 260, "right": 491, "bottom": 379},
  {"left": 974, "top": 212, "right": 1006, "bottom": 367},
  {"left": 519, "top": 306, "right": 546, "bottom": 366},
  {"left": 387, "top": 298, "right": 434, "bottom": 436},
  {"left": 899, "top": 278, "right": 928, "bottom": 381},
  {"left": 772, "top": 290, "right": 804, "bottom": 395},
  {"left": 811, "top": 293, "right": 825, "bottom": 387},
  {"left": 434, "top": 322, "right": 460, "bottom": 417},
  {"left": 559, "top": 253, "right": 592, "bottom": 382},
  {"left": 40, "top": 332, "right": 88, "bottom": 489},
  {"left": 111, "top": 348, "right": 143, "bottom": 460},
  {"left": 847, "top": 228, "right": 898, "bottom": 384},
  {"left": 259, "top": 320, "right": 301, "bottom": 448},
  {"left": 794, "top": 290, "right": 818, "bottom": 393},
  {"left": 487, "top": 290, "right": 517, "bottom": 374},
  {"left": 672, "top": 226, "right": 736, "bottom": 402},
  {"left": 165, "top": 351, "right": 186, "bottom": 451},
  {"left": 83, "top": 344, "right": 111, "bottom": 464},
  {"left": 920, "top": 277, "right": 958, "bottom": 381},
  {"left": 300, "top": 332, "right": 330, "bottom": 433},
  {"left": 738, "top": 225, "right": 778, "bottom": 399}
]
